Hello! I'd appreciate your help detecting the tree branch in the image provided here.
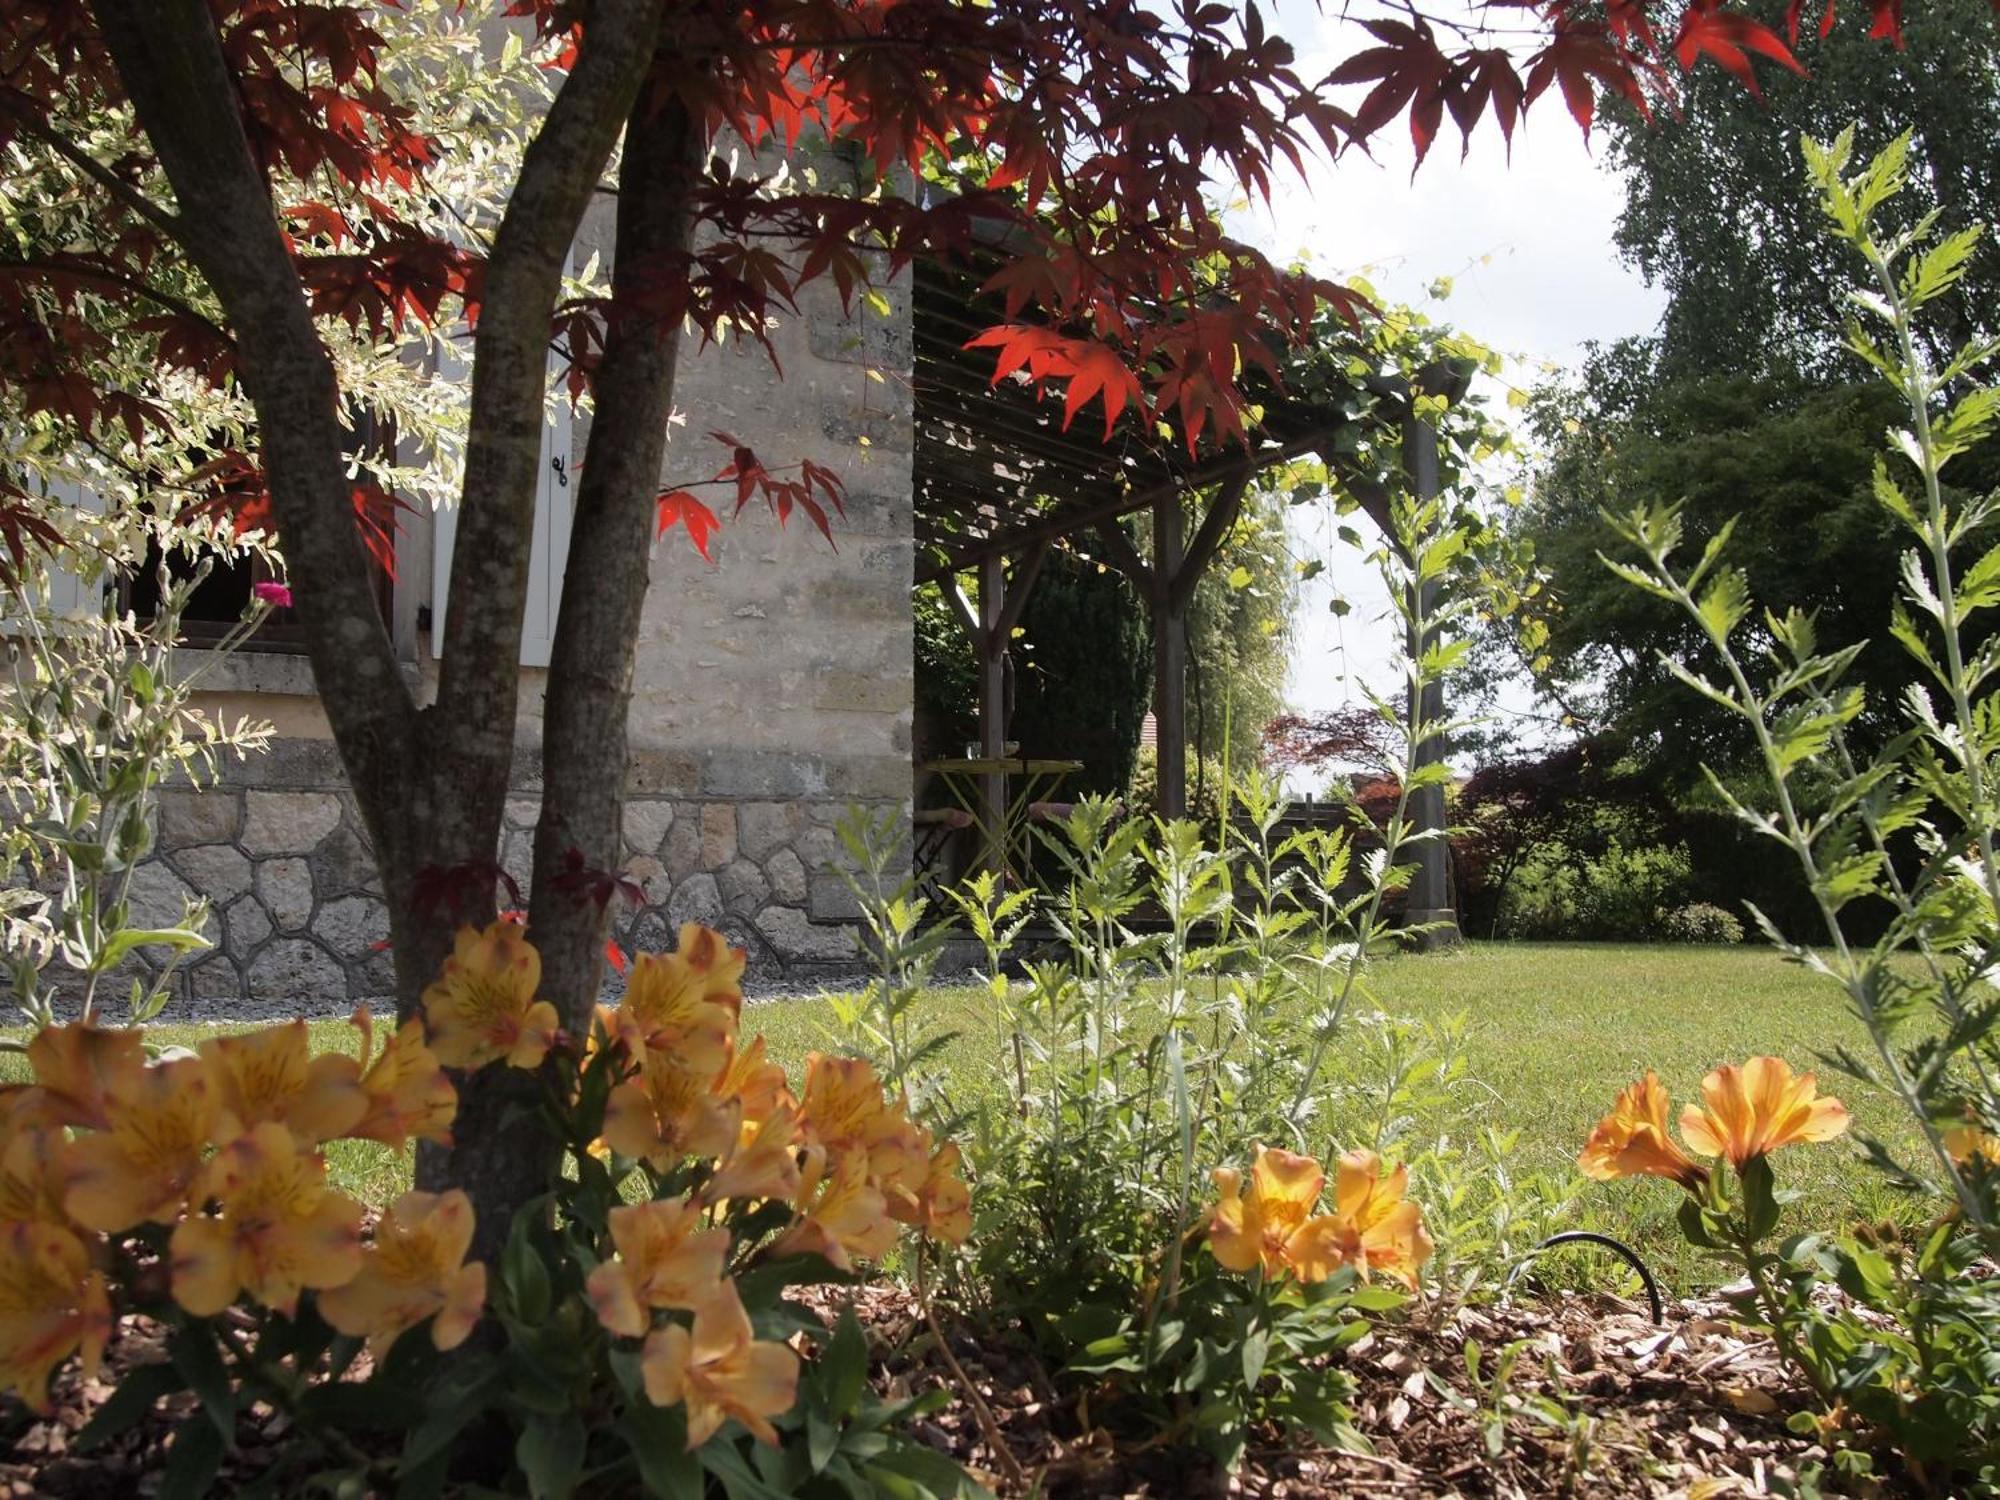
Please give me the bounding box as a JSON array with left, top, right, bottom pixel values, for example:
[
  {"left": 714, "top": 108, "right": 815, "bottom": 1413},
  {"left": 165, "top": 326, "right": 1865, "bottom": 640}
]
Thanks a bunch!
[
  {"left": 525, "top": 85, "right": 701, "bottom": 1043},
  {"left": 0, "top": 88, "right": 187, "bottom": 243},
  {"left": 433, "top": 0, "right": 667, "bottom": 740},
  {"left": 89, "top": 0, "right": 415, "bottom": 801},
  {"left": 1169, "top": 466, "right": 1250, "bottom": 614}
]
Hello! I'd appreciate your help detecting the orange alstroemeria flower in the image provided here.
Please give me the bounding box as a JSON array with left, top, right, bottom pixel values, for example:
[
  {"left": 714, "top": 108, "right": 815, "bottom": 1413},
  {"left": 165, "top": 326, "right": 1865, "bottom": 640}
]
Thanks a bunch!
[
  {"left": 10, "top": 1021, "right": 147, "bottom": 1130},
  {"left": 169, "top": 1123, "right": 365, "bottom": 1319},
  {"left": 421, "top": 922, "right": 559, "bottom": 1072},
  {"left": 347, "top": 1011, "right": 457, "bottom": 1152},
  {"left": 882, "top": 1134, "right": 973, "bottom": 1246},
  {"left": 796, "top": 1055, "right": 925, "bottom": 1185},
  {"left": 1579, "top": 1072, "right": 1708, "bottom": 1190},
  {"left": 641, "top": 1282, "right": 800, "bottom": 1449},
  {"left": 320, "top": 1190, "right": 486, "bottom": 1360},
  {"left": 1208, "top": 1145, "right": 1327, "bottom": 1280},
  {"left": 1944, "top": 1123, "right": 2000, "bottom": 1167},
  {"left": 585, "top": 1198, "right": 730, "bottom": 1338},
  {"left": 1680, "top": 1057, "right": 1850, "bottom": 1168},
  {"left": 0, "top": 1222, "right": 112, "bottom": 1413},
  {"left": 201, "top": 1020, "right": 368, "bottom": 1146},
  {"left": 601, "top": 1047, "right": 741, "bottom": 1170},
  {"left": 775, "top": 1147, "right": 899, "bottom": 1272},
  {"left": 0, "top": 1127, "right": 76, "bottom": 1230},
  {"left": 64, "top": 1057, "right": 217, "bottom": 1232},
  {"left": 1289, "top": 1150, "right": 1435, "bottom": 1291},
  {"left": 714, "top": 1035, "right": 795, "bottom": 1125},
  {"left": 705, "top": 1106, "right": 803, "bottom": 1205},
  {"left": 614, "top": 929, "right": 744, "bottom": 1063}
]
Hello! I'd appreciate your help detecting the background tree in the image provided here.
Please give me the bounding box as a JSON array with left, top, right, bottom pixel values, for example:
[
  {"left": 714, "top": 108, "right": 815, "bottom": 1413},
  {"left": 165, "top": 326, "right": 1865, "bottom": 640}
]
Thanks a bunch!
[
  {"left": 1184, "top": 485, "right": 1299, "bottom": 773},
  {"left": 1502, "top": 2, "right": 2000, "bottom": 780},
  {"left": 0, "top": 0, "right": 1843, "bottom": 1244},
  {"left": 1602, "top": 0, "right": 2000, "bottom": 381},
  {"left": 1009, "top": 552, "right": 1153, "bottom": 798}
]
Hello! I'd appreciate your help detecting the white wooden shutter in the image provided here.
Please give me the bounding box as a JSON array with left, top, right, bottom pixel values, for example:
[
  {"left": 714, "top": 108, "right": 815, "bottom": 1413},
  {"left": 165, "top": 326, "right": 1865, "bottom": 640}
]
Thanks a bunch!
[{"left": 430, "top": 339, "right": 573, "bottom": 668}]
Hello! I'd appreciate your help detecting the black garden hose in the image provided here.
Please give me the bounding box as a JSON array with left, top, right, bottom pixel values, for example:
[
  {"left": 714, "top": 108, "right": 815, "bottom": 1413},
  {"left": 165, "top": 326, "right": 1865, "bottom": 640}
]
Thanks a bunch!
[{"left": 1504, "top": 1230, "right": 1665, "bottom": 1326}]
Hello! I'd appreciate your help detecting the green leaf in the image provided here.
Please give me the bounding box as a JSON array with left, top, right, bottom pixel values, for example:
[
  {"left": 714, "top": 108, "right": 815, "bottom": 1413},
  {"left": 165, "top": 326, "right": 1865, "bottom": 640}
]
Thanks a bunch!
[
  {"left": 76, "top": 1360, "right": 185, "bottom": 1451},
  {"left": 501, "top": 1202, "right": 554, "bottom": 1326},
  {"left": 168, "top": 1324, "right": 235, "bottom": 1439},
  {"left": 516, "top": 1413, "right": 587, "bottom": 1499},
  {"left": 821, "top": 1305, "right": 869, "bottom": 1416},
  {"left": 1677, "top": 1194, "right": 1718, "bottom": 1250},
  {"left": 158, "top": 1413, "right": 226, "bottom": 1500},
  {"left": 1740, "top": 1155, "right": 1781, "bottom": 1245},
  {"left": 1695, "top": 566, "right": 1751, "bottom": 643},
  {"left": 1240, "top": 1325, "right": 1269, "bottom": 1390},
  {"left": 703, "top": 1440, "right": 800, "bottom": 1500},
  {"left": 618, "top": 1401, "right": 702, "bottom": 1498}
]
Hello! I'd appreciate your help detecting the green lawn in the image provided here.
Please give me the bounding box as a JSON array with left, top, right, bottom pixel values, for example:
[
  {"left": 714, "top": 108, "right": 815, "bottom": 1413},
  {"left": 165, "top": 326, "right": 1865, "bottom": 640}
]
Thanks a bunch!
[
  {"left": 745, "top": 941, "right": 1930, "bottom": 1290},
  {"left": 6, "top": 942, "right": 1932, "bottom": 1293}
]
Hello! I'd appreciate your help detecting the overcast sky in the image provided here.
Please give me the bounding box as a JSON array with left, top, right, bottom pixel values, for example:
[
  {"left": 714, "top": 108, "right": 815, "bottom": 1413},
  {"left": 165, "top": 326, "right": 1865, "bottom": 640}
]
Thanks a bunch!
[{"left": 1228, "top": 3, "right": 1670, "bottom": 762}]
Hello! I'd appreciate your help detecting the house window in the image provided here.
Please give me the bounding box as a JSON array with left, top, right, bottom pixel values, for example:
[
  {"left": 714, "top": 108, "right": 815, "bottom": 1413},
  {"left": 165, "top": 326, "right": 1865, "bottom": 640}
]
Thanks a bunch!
[{"left": 124, "top": 412, "right": 396, "bottom": 652}]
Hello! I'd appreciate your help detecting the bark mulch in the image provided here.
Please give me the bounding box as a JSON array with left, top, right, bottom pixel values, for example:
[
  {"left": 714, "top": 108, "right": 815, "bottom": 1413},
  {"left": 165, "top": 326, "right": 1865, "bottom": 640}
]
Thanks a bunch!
[
  {"left": 1, "top": 1289, "right": 1889, "bottom": 1498},
  {"left": 849, "top": 1284, "right": 1891, "bottom": 1499}
]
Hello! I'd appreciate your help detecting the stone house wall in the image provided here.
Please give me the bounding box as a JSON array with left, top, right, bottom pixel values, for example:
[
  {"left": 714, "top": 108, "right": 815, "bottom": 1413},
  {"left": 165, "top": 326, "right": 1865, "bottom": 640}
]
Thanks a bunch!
[{"left": 126, "top": 154, "right": 914, "bottom": 1014}]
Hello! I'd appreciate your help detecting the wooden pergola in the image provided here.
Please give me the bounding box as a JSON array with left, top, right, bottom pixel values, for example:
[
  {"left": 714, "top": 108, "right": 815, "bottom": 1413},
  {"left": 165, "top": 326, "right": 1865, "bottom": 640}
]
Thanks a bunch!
[{"left": 910, "top": 255, "right": 1466, "bottom": 939}]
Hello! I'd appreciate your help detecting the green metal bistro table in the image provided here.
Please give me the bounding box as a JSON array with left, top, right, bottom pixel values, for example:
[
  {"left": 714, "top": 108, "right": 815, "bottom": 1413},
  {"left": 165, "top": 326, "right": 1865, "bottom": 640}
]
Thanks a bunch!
[{"left": 916, "top": 756, "right": 1083, "bottom": 887}]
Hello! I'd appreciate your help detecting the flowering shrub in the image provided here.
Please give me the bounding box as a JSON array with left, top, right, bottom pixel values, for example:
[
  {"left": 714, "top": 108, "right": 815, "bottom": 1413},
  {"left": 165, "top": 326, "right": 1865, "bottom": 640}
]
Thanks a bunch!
[{"left": 0, "top": 921, "right": 977, "bottom": 1497}]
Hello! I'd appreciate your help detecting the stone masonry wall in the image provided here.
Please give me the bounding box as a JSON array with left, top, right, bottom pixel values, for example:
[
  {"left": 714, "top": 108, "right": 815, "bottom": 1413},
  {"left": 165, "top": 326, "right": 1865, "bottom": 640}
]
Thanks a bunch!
[{"left": 124, "top": 742, "right": 890, "bottom": 1017}]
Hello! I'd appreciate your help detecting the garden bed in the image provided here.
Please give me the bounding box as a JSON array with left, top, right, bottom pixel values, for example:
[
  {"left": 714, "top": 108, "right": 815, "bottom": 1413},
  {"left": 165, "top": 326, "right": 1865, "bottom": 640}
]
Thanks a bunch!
[{"left": 5, "top": 1288, "right": 1867, "bottom": 1499}]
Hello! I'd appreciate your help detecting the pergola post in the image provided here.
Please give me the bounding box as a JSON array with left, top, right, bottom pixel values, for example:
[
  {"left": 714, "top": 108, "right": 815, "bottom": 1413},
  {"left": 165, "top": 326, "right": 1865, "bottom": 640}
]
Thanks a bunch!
[
  {"left": 1151, "top": 492, "right": 1188, "bottom": 820},
  {"left": 944, "top": 542, "right": 1051, "bottom": 876},
  {"left": 1090, "top": 471, "right": 1249, "bottom": 821},
  {"left": 1400, "top": 412, "right": 1462, "bottom": 949},
  {"left": 976, "top": 553, "right": 1009, "bottom": 873}
]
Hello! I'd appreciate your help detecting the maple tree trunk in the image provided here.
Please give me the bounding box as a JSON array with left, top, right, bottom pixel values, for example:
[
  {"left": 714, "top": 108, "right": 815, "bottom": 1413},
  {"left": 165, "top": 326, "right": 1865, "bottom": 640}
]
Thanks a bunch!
[
  {"left": 92, "top": 0, "right": 672, "bottom": 1257},
  {"left": 526, "top": 97, "right": 701, "bottom": 1036}
]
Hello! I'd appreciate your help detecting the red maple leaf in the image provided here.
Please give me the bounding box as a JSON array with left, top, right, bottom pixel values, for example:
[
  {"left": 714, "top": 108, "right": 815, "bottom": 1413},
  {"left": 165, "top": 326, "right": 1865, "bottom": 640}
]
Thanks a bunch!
[
  {"left": 656, "top": 489, "right": 721, "bottom": 560},
  {"left": 1672, "top": 1, "right": 1806, "bottom": 94}
]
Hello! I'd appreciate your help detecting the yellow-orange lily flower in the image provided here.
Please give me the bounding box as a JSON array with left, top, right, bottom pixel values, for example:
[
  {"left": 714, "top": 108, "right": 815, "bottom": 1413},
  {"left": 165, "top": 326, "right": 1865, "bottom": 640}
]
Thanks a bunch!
[
  {"left": 614, "top": 927, "right": 744, "bottom": 1058},
  {"left": 585, "top": 1198, "right": 730, "bottom": 1338},
  {"left": 421, "top": 922, "right": 559, "bottom": 1071},
  {"left": 1207, "top": 1145, "right": 1327, "bottom": 1279},
  {"left": 0, "top": 1223, "right": 111, "bottom": 1413},
  {"left": 201, "top": 1020, "right": 368, "bottom": 1145},
  {"left": 774, "top": 1147, "right": 898, "bottom": 1271},
  {"left": 601, "top": 1049, "right": 741, "bottom": 1170},
  {"left": 1579, "top": 1072, "right": 1708, "bottom": 1190},
  {"left": 796, "top": 1054, "right": 924, "bottom": 1185},
  {"left": 64, "top": 1058, "right": 217, "bottom": 1232},
  {"left": 320, "top": 1190, "right": 486, "bottom": 1360},
  {"left": 705, "top": 1106, "right": 802, "bottom": 1205},
  {"left": 1943, "top": 1123, "right": 2000, "bottom": 1167},
  {"left": 169, "top": 1123, "right": 365, "bottom": 1318},
  {"left": 346, "top": 1011, "right": 457, "bottom": 1152},
  {"left": 1289, "top": 1150, "right": 1435, "bottom": 1291},
  {"left": 883, "top": 1134, "right": 972, "bottom": 1246},
  {"left": 11, "top": 1021, "right": 147, "bottom": 1130},
  {"left": 641, "top": 1282, "right": 799, "bottom": 1448},
  {"left": 0, "top": 1127, "right": 76, "bottom": 1230},
  {"left": 714, "top": 1035, "right": 794, "bottom": 1124},
  {"left": 1680, "top": 1057, "right": 1850, "bottom": 1168}
]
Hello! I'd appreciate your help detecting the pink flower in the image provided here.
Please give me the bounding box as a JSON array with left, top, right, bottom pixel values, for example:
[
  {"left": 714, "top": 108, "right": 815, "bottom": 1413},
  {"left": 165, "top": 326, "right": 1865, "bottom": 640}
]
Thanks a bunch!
[{"left": 253, "top": 581, "right": 293, "bottom": 609}]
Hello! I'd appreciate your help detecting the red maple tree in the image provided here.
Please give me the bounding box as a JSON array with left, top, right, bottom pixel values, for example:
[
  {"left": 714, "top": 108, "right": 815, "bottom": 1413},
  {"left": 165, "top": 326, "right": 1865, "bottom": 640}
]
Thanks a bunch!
[{"left": 0, "top": 0, "right": 1908, "bottom": 1236}]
